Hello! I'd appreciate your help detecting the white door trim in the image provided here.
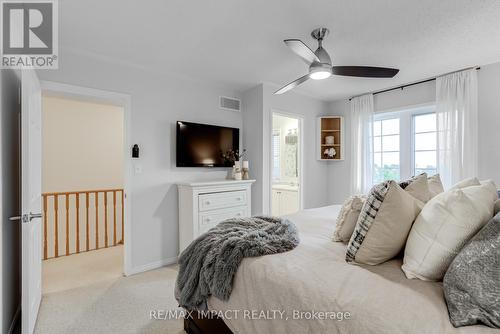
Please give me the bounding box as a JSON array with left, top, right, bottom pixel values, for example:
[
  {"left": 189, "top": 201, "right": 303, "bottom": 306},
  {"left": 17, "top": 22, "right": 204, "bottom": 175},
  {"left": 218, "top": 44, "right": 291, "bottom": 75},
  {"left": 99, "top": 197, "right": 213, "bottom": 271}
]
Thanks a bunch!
[
  {"left": 40, "top": 80, "right": 133, "bottom": 276},
  {"left": 269, "top": 109, "right": 304, "bottom": 213}
]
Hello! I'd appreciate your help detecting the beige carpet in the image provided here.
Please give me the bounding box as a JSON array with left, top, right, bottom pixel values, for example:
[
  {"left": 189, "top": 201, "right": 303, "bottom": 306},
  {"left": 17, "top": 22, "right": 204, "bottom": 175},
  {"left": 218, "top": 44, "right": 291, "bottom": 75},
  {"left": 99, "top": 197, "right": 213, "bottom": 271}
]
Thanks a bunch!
[
  {"left": 35, "top": 265, "right": 185, "bottom": 334},
  {"left": 43, "top": 245, "right": 124, "bottom": 294}
]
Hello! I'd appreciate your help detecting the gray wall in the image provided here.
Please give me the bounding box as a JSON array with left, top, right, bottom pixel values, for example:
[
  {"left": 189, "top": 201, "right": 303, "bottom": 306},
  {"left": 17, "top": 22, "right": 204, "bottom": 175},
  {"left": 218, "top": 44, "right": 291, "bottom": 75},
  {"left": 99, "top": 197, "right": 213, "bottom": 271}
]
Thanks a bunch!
[
  {"left": 38, "top": 51, "right": 243, "bottom": 270},
  {"left": 0, "top": 69, "right": 22, "bottom": 333},
  {"left": 327, "top": 62, "right": 500, "bottom": 204},
  {"left": 242, "top": 83, "right": 331, "bottom": 214}
]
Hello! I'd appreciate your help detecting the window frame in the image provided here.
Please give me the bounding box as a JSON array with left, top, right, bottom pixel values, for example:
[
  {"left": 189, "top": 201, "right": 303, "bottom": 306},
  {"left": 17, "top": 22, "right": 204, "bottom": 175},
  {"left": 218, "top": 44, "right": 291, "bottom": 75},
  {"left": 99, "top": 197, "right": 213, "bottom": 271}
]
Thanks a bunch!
[
  {"left": 272, "top": 129, "right": 281, "bottom": 181},
  {"left": 372, "top": 113, "right": 402, "bottom": 183},
  {"left": 411, "top": 110, "right": 437, "bottom": 177},
  {"left": 372, "top": 104, "right": 436, "bottom": 183}
]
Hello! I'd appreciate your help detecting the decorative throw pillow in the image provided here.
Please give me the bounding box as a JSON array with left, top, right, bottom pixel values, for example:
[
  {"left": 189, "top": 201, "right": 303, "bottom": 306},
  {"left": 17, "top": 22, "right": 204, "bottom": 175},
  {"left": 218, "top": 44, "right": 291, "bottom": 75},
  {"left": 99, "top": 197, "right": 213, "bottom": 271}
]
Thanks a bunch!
[
  {"left": 443, "top": 213, "right": 500, "bottom": 328},
  {"left": 402, "top": 180, "right": 498, "bottom": 281},
  {"left": 427, "top": 174, "right": 444, "bottom": 198},
  {"left": 346, "top": 180, "right": 422, "bottom": 265},
  {"left": 332, "top": 195, "right": 366, "bottom": 242},
  {"left": 450, "top": 177, "right": 480, "bottom": 190},
  {"left": 399, "top": 173, "right": 431, "bottom": 203}
]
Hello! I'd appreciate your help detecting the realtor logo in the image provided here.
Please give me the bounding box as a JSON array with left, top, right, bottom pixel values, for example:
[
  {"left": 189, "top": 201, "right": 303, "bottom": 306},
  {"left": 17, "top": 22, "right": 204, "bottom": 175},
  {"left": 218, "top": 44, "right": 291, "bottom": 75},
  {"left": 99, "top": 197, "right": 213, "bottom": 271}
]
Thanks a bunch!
[{"left": 1, "top": 0, "right": 58, "bottom": 68}]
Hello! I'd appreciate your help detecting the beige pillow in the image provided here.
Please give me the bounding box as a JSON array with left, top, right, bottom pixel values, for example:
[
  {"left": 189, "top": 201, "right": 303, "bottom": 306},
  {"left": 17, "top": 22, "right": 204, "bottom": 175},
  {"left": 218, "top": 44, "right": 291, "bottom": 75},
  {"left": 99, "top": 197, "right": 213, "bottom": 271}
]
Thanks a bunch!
[
  {"left": 333, "top": 195, "right": 366, "bottom": 242},
  {"left": 346, "top": 180, "right": 422, "bottom": 265},
  {"left": 402, "top": 180, "right": 497, "bottom": 281},
  {"left": 399, "top": 173, "right": 431, "bottom": 203},
  {"left": 427, "top": 174, "right": 444, "bottom": 198},
  {"left": 450, "top": 177, "right": 480, "bottom": 190}
]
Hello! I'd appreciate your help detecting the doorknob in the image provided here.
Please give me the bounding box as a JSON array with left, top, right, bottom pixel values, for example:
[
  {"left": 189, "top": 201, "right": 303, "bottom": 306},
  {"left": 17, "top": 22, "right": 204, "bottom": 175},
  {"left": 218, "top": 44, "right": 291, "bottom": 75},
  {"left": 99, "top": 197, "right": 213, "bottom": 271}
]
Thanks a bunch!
[{"left": 9, "top": 212, "right": 42, "bottom": 223}]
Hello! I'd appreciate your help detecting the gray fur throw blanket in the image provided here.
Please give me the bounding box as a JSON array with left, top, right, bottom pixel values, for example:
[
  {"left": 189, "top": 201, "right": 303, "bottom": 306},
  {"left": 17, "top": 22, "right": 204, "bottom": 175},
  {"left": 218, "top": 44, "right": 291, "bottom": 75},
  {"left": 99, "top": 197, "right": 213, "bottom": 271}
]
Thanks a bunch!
[
  {"left": 175, "top": 216, "right": 299, "bottom": 310},
  {"left": 443, "top": 212, "right": 500, "bottom": 328}
]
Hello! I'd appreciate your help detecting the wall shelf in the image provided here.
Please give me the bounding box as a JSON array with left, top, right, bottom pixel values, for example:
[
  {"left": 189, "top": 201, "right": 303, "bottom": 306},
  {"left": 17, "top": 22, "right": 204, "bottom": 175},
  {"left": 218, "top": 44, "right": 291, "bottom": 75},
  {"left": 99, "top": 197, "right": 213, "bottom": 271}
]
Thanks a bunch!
[{"left": 317, "top": 116, "right": 344, "bottom": 161}]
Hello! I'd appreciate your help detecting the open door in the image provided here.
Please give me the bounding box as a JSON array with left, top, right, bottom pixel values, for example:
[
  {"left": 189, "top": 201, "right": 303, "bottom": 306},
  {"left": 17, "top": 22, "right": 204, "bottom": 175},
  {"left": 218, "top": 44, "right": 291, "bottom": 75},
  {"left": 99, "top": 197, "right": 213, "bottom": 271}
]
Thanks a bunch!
[{"left": 10, "top": 70, "right": 43, "bottom": 334}]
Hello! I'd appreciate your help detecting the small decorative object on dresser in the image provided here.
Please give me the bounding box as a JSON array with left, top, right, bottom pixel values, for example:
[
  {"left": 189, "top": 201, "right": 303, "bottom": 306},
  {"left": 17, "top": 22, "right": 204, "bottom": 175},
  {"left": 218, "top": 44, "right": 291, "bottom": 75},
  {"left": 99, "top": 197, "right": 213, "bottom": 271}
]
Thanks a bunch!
[
  {"left": 233, "top": 161, "right": 242, "bottom": 180},
  {"left": 177, "top": 179, "right": 255, "bottom": 253},
  {"left": 242, "top": 160, "right": 250, "bottom": 180}
]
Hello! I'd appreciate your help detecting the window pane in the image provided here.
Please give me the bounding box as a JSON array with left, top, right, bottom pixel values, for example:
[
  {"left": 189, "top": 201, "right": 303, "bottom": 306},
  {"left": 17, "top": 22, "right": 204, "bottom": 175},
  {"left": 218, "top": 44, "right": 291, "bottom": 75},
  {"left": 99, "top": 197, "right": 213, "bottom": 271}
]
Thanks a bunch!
[
  {"left": 382, "top": 169, "right": 400, "bottom": 181},
  {"left": 382, "top": 135, "right": 399, "bottom": 152},
  {"left": 373, "top": 121, "right": 381, "bottom": 136},
  {"left": 415, "top": 151, "right": 436, "bottom": 169},
  {"left": 416, "top": 168, "right": 437, "bottom": 176},
  {"left": 382, "top": 152, "right": 399, "bottom": 169},
  {"left": 373, "top": 136, "right": 381, "bottom": 153},
  {"left": 415, "top": 132, "right": 436, "bottom": 150},
  {"left": 373, "top": 168, "right": 384, "bottom": 184},
  {"left": 382, "top": 118, "right": 399, "bottom": 135},
  {"left": 414, "top": 113, "right": 436, "bottom": 133},
  {"left": 374, "top": 153, "right": 381, "bottom": 168}
]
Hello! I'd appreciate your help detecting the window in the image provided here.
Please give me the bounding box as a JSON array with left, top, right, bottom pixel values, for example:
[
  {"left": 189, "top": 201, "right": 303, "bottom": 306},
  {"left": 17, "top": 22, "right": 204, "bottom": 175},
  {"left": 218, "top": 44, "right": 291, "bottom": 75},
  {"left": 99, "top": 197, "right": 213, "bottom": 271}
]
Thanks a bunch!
[
  {"left": 373, "top": 118, "right": 400, "bottom": 183},
  {"left": 413, "top": 113, "right": 437, "bottom": 176},
  {"left": 272, "top": 130, "right": 280, "bottom": 179},
  {"left": 372, "top": 106, "right": 436, "bottom": 183}
]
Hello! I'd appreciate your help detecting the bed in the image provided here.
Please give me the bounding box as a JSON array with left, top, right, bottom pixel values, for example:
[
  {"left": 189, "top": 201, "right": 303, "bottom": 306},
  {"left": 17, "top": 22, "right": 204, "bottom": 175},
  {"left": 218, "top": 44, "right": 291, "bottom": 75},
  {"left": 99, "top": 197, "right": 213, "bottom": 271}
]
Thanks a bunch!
[{"left": 202, "top": 205, "right": 496, "bottom": 334}]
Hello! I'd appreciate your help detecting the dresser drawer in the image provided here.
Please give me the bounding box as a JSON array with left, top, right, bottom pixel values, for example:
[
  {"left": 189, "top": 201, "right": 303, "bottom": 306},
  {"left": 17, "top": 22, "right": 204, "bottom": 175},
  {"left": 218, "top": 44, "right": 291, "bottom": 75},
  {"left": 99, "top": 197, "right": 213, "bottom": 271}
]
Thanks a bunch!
[
  {"left": 198, "top": 190, "right": 247, "bottom": 212},
  {"left": 198, "top": 206, "right": 248, "bottom": 233}
]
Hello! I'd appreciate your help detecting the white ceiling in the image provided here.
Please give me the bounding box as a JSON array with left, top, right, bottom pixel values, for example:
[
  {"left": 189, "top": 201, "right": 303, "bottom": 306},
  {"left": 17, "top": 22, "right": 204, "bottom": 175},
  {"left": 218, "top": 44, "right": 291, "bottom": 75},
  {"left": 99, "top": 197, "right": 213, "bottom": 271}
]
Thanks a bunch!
[{"left": 60, "top": 0, "right": 500, "bottom": 101}]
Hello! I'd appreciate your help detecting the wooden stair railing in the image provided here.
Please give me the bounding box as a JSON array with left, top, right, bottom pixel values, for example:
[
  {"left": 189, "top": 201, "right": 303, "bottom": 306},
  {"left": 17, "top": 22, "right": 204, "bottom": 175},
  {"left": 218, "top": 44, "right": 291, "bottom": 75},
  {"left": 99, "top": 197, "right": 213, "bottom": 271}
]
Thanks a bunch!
[{"left": 42, "top": 189, "right": 124, "bottom": 260}]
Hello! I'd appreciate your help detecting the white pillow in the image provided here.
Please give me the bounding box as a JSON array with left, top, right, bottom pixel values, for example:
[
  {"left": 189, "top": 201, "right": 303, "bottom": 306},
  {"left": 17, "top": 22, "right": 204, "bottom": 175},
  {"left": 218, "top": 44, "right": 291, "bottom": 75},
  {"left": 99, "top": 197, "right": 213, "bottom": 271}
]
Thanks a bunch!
[
  {"left": 402, "top": 180, "right": 497, "bottom": 281},
  {"left": 427, "top": 174, "right": 444, "bottom": 198},
  {"left": 400, "top": 173, "right": 431, "bottom": 203},
  {"left": 333, "top": 195, "right": 366, "bottom": 242},
  {"left": 346, "top": 180, "right": 422, "bottom": 265},
  {"left": 450, "top": 177, "right": 480, "bottom": 190},
  {"left": 495, "top": 199, "right": 500, "bottom": 215}
]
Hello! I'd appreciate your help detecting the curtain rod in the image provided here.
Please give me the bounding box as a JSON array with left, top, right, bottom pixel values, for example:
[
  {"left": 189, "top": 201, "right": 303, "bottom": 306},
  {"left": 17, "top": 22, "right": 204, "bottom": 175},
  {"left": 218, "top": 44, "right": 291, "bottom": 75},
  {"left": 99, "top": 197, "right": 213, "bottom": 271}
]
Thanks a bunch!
[{"left": 348, "top": 66, "right": 480, "bottom": 101}]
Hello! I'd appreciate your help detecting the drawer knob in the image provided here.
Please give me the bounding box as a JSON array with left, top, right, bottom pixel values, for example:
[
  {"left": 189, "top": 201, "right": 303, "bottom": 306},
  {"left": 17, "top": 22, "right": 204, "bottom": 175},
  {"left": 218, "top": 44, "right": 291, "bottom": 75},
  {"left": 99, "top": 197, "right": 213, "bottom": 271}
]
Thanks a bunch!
[
  {"left": 236, "top": 197, "right": 242, "bottom": 201},
  {"left": 205, "top": 200, "right": 211, "bottom": 205},
  {"left": 205, "top": 218, "right": 211, "bottom": 222},
  {"left": 236, "top": 213, "right": 241, "bottom": 217}
]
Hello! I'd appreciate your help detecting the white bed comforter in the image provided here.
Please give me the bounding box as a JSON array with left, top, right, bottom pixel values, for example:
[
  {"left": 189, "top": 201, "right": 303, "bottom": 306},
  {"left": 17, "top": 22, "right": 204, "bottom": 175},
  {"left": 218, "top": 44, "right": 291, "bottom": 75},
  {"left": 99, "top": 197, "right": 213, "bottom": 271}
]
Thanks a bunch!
[{"left": 207, "top": 205, "right": 496, "bottom": 334}]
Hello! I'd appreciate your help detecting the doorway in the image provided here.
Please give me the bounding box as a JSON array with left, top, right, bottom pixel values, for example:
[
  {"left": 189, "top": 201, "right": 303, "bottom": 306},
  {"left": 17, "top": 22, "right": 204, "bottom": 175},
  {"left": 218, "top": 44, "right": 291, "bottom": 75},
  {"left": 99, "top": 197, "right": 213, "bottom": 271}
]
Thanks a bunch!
[
  {"left": 40, "top": 83, "right": 131, "bottom": 294},
  {"left": 271, "top": 112, "right": 303, "bottom": 216}
]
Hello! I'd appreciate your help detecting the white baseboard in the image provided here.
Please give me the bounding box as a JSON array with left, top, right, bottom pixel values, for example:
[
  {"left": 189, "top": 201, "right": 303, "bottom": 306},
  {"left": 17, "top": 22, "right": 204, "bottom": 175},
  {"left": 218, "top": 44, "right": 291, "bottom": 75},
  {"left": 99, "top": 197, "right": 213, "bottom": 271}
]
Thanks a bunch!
[
  {"left": 126, "top": 256, "right": 178, "bottom": 276},
  {"left": 8, "top": 306, "right": 20, "bottom": 334}
]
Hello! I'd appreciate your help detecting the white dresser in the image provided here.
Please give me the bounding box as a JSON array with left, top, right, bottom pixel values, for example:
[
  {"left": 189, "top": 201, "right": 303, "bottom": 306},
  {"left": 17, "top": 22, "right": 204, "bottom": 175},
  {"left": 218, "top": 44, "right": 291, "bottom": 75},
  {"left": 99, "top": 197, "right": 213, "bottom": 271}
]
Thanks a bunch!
[{"left": 177, "top": 179, "right": 255, "bottom": 253}]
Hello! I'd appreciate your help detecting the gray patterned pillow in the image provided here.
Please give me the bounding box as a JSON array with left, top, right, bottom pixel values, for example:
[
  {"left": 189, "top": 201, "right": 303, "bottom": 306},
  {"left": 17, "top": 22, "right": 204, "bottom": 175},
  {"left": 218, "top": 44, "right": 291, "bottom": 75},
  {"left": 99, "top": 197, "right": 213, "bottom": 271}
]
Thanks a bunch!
[{"left": 443, "top": 213, "right": 500, "bottom": 329}]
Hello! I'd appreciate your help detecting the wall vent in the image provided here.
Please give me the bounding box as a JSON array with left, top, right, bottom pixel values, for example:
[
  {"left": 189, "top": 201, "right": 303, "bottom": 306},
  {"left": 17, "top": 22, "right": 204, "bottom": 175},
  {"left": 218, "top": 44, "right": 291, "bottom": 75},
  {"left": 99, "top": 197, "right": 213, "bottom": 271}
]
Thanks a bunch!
[{"left": 220, "top": 96, "right": 241, "bottom": 112}]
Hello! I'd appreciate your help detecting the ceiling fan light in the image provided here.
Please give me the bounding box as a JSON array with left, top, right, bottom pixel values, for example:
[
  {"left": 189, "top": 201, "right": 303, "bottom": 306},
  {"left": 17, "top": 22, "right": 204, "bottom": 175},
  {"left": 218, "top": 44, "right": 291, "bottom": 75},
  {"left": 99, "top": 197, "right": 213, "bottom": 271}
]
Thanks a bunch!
[{"left": 309, "top": 70, "right": 331, "bottom": 80}]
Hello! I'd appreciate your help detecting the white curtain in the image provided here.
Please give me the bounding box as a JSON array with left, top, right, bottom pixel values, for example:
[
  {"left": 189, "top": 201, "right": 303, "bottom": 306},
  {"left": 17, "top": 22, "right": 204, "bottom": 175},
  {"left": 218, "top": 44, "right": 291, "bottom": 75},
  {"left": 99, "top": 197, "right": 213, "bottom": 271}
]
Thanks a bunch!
[
  {"left": 436, "top": 69, "right": 478, "bottom": 189},
  {"left": 350, "top": 94, "right": 374, "bottom": 194}
]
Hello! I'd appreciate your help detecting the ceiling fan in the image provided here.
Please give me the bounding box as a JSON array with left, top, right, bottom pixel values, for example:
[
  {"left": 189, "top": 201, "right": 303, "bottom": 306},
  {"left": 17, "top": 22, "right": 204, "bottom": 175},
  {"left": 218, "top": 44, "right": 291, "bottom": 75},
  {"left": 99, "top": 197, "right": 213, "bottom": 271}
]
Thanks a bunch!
[{"left": 275, "top": 28, "right": 400, "bottom": 95}]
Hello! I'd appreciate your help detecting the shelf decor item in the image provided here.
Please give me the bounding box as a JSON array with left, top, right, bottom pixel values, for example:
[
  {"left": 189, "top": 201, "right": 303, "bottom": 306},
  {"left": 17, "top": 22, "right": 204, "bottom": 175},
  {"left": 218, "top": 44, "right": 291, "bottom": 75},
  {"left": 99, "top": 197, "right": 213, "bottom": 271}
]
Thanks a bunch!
[
  {"left": 317, "top": 116, "right": 344, "bottom": 161},
  {"left": 323, "top": 147, "right": 336, "bottom": 158}
]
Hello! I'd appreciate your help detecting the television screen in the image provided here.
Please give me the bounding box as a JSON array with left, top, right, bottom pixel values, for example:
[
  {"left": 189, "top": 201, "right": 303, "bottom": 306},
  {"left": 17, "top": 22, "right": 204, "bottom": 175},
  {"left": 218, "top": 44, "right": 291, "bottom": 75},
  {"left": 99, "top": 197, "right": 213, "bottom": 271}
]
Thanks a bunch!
[{"left": 176, "top": 121, "right": 240, "bottom": 167}]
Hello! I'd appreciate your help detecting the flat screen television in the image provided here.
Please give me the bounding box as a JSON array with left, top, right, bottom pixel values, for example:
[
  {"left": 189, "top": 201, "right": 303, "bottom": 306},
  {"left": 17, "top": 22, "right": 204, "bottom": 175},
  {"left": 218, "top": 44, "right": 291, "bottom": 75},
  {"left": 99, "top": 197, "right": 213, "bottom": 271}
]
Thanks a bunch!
[{"left": 176, "top": 121, "right": 239, "bottom": 167}]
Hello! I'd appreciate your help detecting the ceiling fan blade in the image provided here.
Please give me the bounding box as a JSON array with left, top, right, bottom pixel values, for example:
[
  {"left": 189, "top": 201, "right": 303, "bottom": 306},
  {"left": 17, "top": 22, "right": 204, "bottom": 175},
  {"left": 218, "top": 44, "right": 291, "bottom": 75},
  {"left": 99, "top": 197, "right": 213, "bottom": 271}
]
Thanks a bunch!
[
  {"left": 274, "top": 74, "right": 310, "bottom": 95},
  {"left": 332, "top": 66, "right": 399, "bottom": 78},
  {"left": 284, "top": 39, "right": 320, "bottom": 65}
]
